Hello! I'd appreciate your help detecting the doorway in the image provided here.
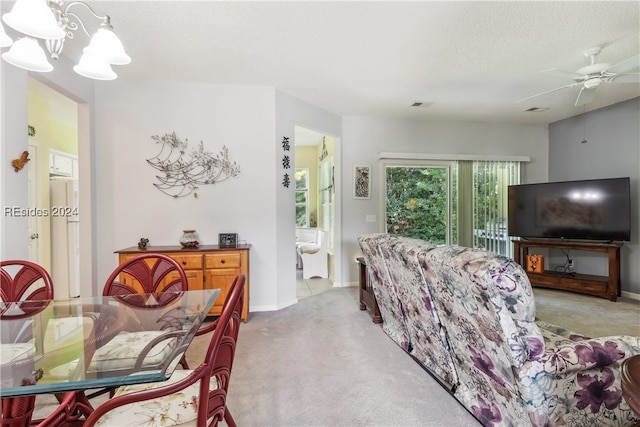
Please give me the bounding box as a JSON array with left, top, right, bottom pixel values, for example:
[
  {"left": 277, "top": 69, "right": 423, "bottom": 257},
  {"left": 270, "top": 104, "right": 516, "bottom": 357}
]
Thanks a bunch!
[
  {"left": 294, "top": 126, "right": 336, "bottom": 299},
  {"left": 27, "top": 77, "right": 80, "bottom": 298},
  {"left": 27, "top": 143, "right": 41, "bottom": 265}
]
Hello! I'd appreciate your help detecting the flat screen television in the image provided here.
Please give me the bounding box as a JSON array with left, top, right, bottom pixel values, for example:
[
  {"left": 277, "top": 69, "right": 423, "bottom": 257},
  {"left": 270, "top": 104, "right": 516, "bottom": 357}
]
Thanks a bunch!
[{"left": 508, "top": 177, "right": 631, "bottom": 242}]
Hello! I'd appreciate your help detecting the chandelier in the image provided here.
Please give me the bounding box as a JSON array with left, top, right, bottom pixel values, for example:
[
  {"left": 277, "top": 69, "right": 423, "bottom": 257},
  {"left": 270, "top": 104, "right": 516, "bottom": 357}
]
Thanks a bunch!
[{"left": 0, "top": 0, "right": 130, "bottom": 80}]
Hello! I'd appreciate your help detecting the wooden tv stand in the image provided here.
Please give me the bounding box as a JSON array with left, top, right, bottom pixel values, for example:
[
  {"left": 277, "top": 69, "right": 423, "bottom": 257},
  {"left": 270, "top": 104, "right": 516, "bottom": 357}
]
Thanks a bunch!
[{"left": 513, "top": 239, "right": 622, "bottom": 301}]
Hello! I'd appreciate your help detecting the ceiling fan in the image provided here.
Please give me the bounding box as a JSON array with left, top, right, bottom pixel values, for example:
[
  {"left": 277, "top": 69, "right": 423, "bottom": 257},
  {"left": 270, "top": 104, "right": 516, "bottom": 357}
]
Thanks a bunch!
[{"left": 517, "top": 46, "right": 640, "bottom": 106}]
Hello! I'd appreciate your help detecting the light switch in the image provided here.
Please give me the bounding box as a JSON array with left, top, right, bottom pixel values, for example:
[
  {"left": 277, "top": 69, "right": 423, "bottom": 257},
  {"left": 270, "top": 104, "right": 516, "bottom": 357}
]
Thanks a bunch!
[{"left": 366, "top": 215, "right": 376, "bottom": 223}]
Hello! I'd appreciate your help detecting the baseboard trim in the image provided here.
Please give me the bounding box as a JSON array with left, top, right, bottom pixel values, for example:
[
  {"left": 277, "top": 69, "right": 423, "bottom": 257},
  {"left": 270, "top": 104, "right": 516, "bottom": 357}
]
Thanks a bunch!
[
  {"left": 620, "top": 290, "right": 640, "bottom": 301},
  {"left": 250, "top": 298, "right": 298, "bottom": 313},
  {"left": 333, "top": 281, "right": 358, "bottom": 288}
]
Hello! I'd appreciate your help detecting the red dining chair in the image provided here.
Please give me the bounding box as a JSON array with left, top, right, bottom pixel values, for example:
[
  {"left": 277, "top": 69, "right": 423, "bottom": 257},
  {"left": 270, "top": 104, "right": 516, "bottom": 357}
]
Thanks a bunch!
[
  {"left": 82, "top": 252, "right": 193, "bottom": 405},
  {"left": 83, "top": 274, "right": 245, "bottom": 427},
  {"left": 0, "top": 260, "right": 89, "bottom": 427},
  {"left": 100, "top": 253, "right": 192, "bottom": 369},
  {"left": 1, "top": 260, "right": 53, "bottom": 427}
]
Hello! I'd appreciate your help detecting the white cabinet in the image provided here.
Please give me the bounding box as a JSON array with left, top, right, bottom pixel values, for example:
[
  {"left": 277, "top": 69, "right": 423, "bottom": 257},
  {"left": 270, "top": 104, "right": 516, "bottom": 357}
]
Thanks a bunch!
[{"left": 49, "top": 150, "right": 78, "bottom": 177}]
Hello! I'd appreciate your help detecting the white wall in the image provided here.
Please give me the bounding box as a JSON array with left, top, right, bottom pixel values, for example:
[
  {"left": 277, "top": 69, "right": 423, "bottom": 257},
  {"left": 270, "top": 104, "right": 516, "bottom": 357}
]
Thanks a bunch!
[
  {"left": 340, "top": 116, "right": 550, "bottom": 283},
  {"left": 549, "top": 97, "right": 640, "bottom": 294},
  {"left": 93, "top": 79, "right": 279, "bottom": 303},
  {"left": 1, "top": 63, "right": 29, "bottom": 262}
]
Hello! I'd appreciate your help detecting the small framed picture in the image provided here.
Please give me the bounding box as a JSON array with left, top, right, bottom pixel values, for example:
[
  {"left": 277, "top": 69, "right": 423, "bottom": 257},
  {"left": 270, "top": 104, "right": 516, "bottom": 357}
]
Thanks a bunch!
[
  {"left": 353, "top": 165, "right": 371, "bottom": 199},
  {"left": 219, "top": 233, "right": 238, "bottom": 248}
]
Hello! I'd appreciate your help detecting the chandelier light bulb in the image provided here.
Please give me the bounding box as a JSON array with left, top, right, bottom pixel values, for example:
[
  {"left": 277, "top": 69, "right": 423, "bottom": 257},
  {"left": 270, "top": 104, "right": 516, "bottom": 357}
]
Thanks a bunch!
[
  {"left": 2, "top": 0, "right": 65, "bottom": 40},
  {"left": 73, "top": 52, "right": 117, "bottom": 80},
  {"left": 84, "top": 25, "right": 131, "bottom": 65},
  {"left": 2, "top": 37, "right": 53, "bottom": 72}
]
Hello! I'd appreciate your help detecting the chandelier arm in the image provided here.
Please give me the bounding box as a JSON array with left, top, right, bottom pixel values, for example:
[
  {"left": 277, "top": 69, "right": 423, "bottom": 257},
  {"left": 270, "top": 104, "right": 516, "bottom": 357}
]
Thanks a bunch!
[
  {"left": 64, "top": 11, "right": 91, "bottom": 38},
  {"left": 63, "top": 1, "right": 110, "bottom": 22},
  {"left": 62, "top": 2, "right": 112, "bottom": 39}
]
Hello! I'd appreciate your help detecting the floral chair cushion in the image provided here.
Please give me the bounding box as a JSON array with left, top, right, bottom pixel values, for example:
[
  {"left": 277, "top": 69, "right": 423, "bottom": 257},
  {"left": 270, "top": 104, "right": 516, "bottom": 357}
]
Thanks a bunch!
[
  {"left": 0, "top": 342, "right": 34, "bottom": 363},
  {"left": 93, "top": 369, "right": 218, "bottom": 427},
  {"left": 0, "top": 342, "right": 35, "bottom": 387},
  {"left": 90, "top": 331, "right": 176, "bottom": 371}
]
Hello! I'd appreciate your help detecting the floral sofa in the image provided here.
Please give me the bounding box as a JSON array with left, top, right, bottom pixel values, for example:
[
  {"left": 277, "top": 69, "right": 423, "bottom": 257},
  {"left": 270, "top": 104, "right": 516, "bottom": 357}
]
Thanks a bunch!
[{"left": 358, "top": 233, "right": 640, "bottom": 427}]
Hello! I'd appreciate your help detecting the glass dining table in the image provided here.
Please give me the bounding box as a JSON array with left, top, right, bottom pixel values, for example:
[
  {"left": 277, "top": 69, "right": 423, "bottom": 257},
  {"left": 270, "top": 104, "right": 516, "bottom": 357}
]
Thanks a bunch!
[{"left": 0, "top": 289, "right": 220, "bottom": 400}]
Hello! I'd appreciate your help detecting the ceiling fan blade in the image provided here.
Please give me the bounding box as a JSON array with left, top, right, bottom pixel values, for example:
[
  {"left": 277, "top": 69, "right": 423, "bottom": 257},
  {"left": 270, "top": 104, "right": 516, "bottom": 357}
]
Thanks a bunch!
[
  {"left": 541, "top": 68, "right": 585, "bottom": 80},
  {"left": 516, "top": 83, "right": 579, "bottom": 103},
  {"left": 608, "top": 55, "right": 640, "bottom": 74},
  {"left": 574, "top": 86, "right": 598, "bottom": 106},
  {"left": 610, "top": 73, "right": 640, "bottom": 83}
]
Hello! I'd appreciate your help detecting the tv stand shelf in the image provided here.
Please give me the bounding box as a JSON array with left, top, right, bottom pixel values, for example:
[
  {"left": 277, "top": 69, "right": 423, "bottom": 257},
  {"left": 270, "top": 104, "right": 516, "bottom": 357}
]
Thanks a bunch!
[{"left": 513, "top": 239, "right": 622, "bottom": 301}]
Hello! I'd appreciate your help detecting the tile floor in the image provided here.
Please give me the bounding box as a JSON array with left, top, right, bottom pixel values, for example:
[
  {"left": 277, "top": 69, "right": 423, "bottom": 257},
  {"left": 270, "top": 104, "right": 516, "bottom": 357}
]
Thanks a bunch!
[{"left": 296, "top": 268, "right": 334, "bottom": 300}]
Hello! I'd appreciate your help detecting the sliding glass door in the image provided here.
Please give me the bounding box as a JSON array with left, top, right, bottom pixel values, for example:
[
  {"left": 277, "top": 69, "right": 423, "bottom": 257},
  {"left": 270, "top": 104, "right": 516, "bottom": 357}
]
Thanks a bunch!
[
  {"left": 382, "top": 159, "right": 520, "bottom": 256},
  {"left": 383, "top": 160, "right": 455, "bottom": 245},
  {"left": 470, "top": 161, "right": 520, "bottom": 256}
]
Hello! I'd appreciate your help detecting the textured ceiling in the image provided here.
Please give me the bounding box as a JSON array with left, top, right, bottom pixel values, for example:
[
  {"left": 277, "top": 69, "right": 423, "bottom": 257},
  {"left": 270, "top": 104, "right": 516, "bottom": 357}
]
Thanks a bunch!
[{"left": 8, "top": 1, "right": 640, "bottom": 125}]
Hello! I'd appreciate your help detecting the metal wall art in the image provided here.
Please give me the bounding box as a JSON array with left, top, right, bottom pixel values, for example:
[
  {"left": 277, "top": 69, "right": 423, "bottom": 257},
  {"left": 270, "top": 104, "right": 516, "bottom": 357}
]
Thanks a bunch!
[{"left": 147, "top": 132, "right": 241, "bottom": 198}]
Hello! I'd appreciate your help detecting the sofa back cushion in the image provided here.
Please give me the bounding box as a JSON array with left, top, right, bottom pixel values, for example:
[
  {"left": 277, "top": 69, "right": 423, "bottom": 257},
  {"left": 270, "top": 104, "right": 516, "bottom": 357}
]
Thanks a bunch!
[
  {"left": 418, "top": 245, "right": 534, "bottom": 426},
  {"left": 358, "top": 234, "right": 410, "bottom": 350},
  {"left": 384, "top": 238, "right": 458, "bottom": 389}
]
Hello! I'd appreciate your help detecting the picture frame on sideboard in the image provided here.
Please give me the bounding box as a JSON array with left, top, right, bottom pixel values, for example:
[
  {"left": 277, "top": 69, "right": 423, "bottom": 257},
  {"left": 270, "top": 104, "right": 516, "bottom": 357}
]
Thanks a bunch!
[{"left": 219, "top": 233, "right": 238, "bottom": 248}]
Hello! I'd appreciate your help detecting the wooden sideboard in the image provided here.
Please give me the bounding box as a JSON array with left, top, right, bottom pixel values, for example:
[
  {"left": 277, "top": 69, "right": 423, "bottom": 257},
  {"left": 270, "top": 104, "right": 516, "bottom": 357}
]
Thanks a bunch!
[
  {"left": 513, "top": 239, "right": 622, "bottom": 301},
  {"left": 115, "top": 244, "right": 251, "bottom": 321}
]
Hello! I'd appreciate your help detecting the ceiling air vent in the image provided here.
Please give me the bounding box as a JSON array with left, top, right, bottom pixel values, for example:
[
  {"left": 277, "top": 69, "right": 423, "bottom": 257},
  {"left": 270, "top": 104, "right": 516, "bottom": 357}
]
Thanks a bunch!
[
  {"left": 411, "top": 102, "right": 433, "bottom": 108},
  {"left": 525, "top": 107, "right": 549, "bottom": 112}
]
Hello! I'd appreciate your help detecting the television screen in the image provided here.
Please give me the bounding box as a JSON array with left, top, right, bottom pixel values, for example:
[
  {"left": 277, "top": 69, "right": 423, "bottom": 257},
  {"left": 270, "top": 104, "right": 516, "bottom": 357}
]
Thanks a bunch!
[{"left": 508, "top": 177, "right": 631, "bottom": 241}]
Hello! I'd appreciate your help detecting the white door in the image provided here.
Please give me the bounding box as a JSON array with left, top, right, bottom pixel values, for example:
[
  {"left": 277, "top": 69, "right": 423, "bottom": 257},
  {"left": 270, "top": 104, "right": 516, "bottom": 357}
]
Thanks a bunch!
[{"left": 27, "top": 143, "right": 43, "bottom": 264}]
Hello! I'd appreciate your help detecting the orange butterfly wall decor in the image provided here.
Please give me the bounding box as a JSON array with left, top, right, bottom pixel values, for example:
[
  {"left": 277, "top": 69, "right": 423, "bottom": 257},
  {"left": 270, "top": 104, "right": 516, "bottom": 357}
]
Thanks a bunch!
[{"left": 11, "top": 151, "right": 30, "bottom": 172}]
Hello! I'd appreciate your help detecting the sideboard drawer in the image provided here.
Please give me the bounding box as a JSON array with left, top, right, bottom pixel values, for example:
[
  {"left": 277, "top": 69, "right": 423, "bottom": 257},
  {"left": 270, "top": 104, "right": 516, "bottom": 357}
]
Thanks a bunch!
[
  {"left": 170, "top": 254, "right": 203, "bottom": 269},
  {"left": 561, "top": 277, "right": 606, "bottom": 294},
  {"left": 205, "top": 253, "right": 241, "bottom": 269},
  {"left": 528, "top": 273, "right": 561, "bottom": 286}
]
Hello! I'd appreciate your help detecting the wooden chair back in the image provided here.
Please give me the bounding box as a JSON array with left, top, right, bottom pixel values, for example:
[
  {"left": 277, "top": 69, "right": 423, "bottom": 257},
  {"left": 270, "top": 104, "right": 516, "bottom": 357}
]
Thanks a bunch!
[
  {"left": 103, "top": 253, "right": 189, "bottom": 307},
  {"left": 1, "top": 260, "right": 54, "bottom": 319}
]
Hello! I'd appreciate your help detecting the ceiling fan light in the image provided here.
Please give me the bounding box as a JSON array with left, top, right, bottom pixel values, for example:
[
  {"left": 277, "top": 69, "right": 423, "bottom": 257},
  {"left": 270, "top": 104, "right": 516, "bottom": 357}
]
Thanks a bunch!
[
  {"left": 583, "top": 77, "right": 602, "bottom": 89},
  {"left": 2, "top": 37, "right": 53, "bottom": 72},
  {"left": 0, "top": 23, "right": 13, "bottom": 48},
  {"left": 84, "top": 26, "right": 130, "bottom": 65},
  {"left": 2, "top": 0, "right": 65, "bottom": 40},
  {"left": 73, "top": 52, "right": 117, "bottom": 80}
]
